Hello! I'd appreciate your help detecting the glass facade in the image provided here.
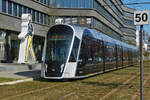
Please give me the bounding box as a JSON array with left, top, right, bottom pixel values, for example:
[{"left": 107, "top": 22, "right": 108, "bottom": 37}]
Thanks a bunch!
[
  {"left": 121, "top": 28, "right": 136, "bottom": 35},
  {"left": 35, "top": 0, "right": 49, "bottom": 6},
  {"left": 50, "top": 16, "right": 121, "bottom": 40},
  {"left": 48, "top": 0, "right": 135, "bottom": 37},
  {"left": 104, "top": 0, "right": 123, "bottom": 20},
  {"left": 123, "top": 19, "right": 134, "bottom": 26},
  {"left": 71, "top": 0, "right": 78, "bottom": 8},
  {"left": 0, "top": 0, "right": 135, "bottom": 62},
  {"left": 64, "top": 0, "right": 71, "bottom": 8},
  {"left": 0, "top": 0, "right": 135, "bottom": 40},
  {"left": 50, "top": 0, "right": 93, "bottom": 8},
  {"left": 94, "top": 0, "right": 122, "bottom": 28},
  {"left": 124, "top": 11, "right": 134, "bottom": 18},
  {"left": 0, "top": 0, "right": 50, "bottom": 26},
  {"left": 49, "top": 0, "right": 122, "bottom": 28}
]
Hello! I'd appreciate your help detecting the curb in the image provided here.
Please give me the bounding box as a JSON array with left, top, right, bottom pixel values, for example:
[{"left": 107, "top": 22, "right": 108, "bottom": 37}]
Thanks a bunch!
[
  {"left": 0, "top": 78, "right": 33, "bottom": 86},
  {"left": 0, "top": 63, "right": 40, "bottom": 66}
]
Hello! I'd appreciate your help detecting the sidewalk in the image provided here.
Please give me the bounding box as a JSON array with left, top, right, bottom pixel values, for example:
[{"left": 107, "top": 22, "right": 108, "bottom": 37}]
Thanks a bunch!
[{"left": 0, "top": 63, "right": 41, "bottom": 79}]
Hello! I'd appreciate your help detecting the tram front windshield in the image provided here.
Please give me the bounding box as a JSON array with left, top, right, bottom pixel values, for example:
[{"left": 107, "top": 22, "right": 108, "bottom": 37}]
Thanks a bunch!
[{"left": 46, "top": 26, "right": 73, "bottom": 63}]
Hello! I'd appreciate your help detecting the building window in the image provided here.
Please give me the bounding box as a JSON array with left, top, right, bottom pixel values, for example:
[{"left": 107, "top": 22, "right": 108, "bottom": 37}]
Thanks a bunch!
[
  {"left": 46, "top": 0, "right": 49, "bottom": 5},
  {"left": 65, "top": 17, "right": 71, "bottom": 24},
  {"left": 72, "top": 17, "right": 77, "bottom": 24},
  {"left": 13, "top": 3, "right": 17, "bottom": 16},
  {"left": 44, "top": 14, "right": 46, "bottom": 24},
  {"left": 56, "top": 0, "right": 63, "bottom": 8},
  {"left": 23, "top": 6, "right": 27, "bottom": 14},
  {"left": 6, "top": 0, "right": 8, "bottom": 14},
  {"left": 8, "top": 1, "right": 12, "bottom": 14},
  {"left": 36, "top": 11, "right": 40, "bottom": 23},
  {"left": 28, "top": 8, "right": 31, "bottom": 14},
  {"left": 0, "top": 0, "right": 2, "bottom": 12},
  {"left": 40, "top": 13, "right": 44, "bottom": 24},
  {"left": 85, "top": 0, "right": 91, "bottom": 8},
  {"left": 78, "top": 0, "right": 85, "bottom": 8},
  {"left": 32, "top": 10, "right": 35, "bottom": 22},
  {"left": 18, "top": 5, "right": 22, "bottom": 17},
  {"left": 40, "top": 0, "right": 43, "bottom": 3},
  {"left": 17, "top": 5, "right": 20, "bottom": 17},
  {"left": 2, "top": 0, "right": 6, "bottom": 13},
  {"left": 86, "top": 18, "right": 92, "bottom": 26},
  {"left": 44, "top": 0, "right": 46, "bottom": 4},
  {"left": 50, "top": 0, "right": 56, "bottom": 7},
  {"left": 71, "top": 0, "right": 78, "bottom": 8},
  {"left": 64, "top": 0, "right": 71, "bottom": 8}
]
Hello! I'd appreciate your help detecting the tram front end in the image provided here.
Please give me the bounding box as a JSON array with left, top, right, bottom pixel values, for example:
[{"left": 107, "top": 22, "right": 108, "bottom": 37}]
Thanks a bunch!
[{"left": 41, "top": 24, "right": 80, "bottom": 79}]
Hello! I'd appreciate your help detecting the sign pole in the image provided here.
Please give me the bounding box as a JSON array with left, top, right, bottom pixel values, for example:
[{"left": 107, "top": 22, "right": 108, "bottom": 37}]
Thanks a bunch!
[
  {"left": 134, "top": 10, "right": 149, "bottom": 100},
  {"left": 140, "top": 25, "right": 143, "bottom": 100}
]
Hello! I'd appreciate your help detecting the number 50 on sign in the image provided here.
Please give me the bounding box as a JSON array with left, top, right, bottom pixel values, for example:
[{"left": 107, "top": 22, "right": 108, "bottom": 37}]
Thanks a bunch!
[{"left": 134, "top": 10, "right": 149, "bottom": 25}]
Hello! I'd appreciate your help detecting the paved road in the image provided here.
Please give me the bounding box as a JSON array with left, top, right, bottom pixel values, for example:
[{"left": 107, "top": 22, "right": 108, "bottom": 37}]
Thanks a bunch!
[{"left": 0, "top": 63, "right": 41, "bottom": 79}]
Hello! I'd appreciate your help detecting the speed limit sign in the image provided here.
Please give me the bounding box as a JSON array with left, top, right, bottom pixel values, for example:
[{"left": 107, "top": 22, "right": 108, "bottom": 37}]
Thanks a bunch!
[{"left": 134, "top": 10, "right": 149, "bottom": 25}]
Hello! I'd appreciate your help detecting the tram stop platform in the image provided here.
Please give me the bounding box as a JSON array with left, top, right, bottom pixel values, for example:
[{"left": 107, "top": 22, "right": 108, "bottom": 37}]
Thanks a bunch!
[{"left": 0, "top": 63, "right": 41, "bottom": 79}]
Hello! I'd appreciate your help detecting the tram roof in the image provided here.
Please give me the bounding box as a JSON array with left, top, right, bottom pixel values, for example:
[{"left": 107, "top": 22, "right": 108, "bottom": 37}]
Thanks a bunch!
[
  {"left": 88, "top": 29, "right": 137, "bottom": 50},
  {"left": 51, "top": 24, "right": 137, "bottom": 50}
]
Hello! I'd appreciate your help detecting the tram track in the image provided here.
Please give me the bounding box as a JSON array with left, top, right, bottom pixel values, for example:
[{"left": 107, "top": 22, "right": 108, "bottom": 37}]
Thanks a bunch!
[
  {"left": 99, "top": 74, "right": 139, "bottom": 100},
  {"left": 55, "top": 74, "right": 139, "bottom": 100},
  {"left": 0, "top": 65, "right": 141, "bottom": 100},
  {"left": 131, "top": 75, "right": 150, "bottom": 100},
  {"left": 1, "top": 70, "right": 122, "bottom": 100},
  {"left": 1, "top": 82, "right": 71, "bottom": 100},
  {"left": 54, "top": 68, "right": 140, "bottom": 100}
]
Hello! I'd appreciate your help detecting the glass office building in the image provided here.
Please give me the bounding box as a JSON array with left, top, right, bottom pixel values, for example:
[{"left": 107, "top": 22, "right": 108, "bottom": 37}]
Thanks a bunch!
[{"left": 0, "top": 0, "right": 136, "bottom": 63}]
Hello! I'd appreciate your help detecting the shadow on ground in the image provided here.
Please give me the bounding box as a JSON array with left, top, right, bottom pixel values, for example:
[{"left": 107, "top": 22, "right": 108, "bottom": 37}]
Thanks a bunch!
[{"left": 15, "top": 70, "right": 41, "bottom": 79}]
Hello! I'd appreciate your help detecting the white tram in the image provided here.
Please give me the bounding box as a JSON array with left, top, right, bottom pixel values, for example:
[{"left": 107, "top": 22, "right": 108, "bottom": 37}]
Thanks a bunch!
[{"left": 41, "top": 24, "right": 138, "bottom": 79}]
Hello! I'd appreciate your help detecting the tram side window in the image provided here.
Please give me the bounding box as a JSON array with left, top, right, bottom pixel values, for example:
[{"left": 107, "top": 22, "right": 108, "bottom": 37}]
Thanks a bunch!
[
  {"left": 118, "top": 46, "right": 123, "bottom": 61},
  {"left": 128, "top": 49, "right": 132, "bottom": 63},
  {"left": 78, "top": 38, "right": 88, "bottom": 66},
  {"left": 92, "top": 40, "right": 103, "bottom": 63},
  {"left": 69, "top": 37, "right": 80, "bottom": 62},
  {"left": 123, "top": 48, "right": 127, "bottom": 61},
  {"left": 87, "top": 39, "right": 93, "bottom": 63},
  {"left": 105, "top": 42, "right": 114, "bottom": 62}
]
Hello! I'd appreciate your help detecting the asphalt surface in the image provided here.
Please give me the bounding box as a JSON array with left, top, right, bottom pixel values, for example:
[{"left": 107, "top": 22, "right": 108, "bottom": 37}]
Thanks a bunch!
[{"left": 0, "top": 63, "right": 41, "bottom": 79}]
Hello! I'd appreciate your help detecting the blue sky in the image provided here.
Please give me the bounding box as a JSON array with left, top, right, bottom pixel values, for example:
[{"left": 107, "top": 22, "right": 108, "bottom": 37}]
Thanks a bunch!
[{"left": 124, "top": 0, "right": 150, "bottom": 35}]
